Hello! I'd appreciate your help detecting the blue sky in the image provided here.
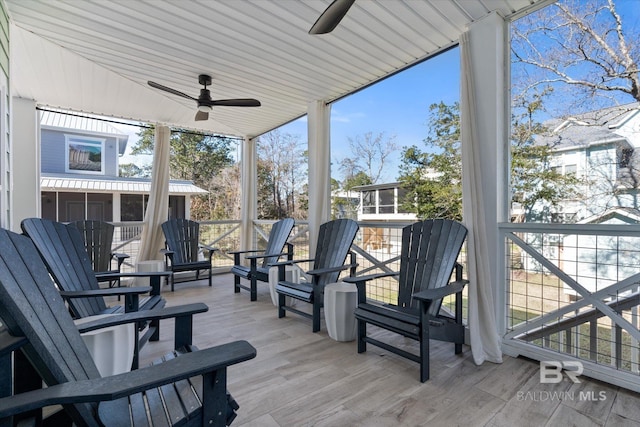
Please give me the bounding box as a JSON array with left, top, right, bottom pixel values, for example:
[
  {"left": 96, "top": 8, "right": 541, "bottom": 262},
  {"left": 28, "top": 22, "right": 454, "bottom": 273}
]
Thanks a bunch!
[{"left": 279, "top": 47, "right": 460, "bottom": 183}]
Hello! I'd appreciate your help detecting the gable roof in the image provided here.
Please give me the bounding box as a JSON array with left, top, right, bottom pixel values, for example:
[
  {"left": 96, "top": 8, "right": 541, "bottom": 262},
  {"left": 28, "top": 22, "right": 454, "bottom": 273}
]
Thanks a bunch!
[
  {"left": 40, "top": 109, "right": 130, "bottom": 155},
  {"left": 537, "top": 103, "right": 640, "bottom": 152}
]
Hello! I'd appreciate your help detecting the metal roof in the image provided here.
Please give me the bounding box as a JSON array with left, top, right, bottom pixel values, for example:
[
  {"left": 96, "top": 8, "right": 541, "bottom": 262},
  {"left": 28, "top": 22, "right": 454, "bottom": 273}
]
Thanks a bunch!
[
  {"left": 41, "top": 175, "right": 207, "bottom": 195},
  {"left": 7, "top": 0, "right": 550, "bottom": 138},
  {"left": 40, "top": 109, "right": 130, "bottom": 155}
]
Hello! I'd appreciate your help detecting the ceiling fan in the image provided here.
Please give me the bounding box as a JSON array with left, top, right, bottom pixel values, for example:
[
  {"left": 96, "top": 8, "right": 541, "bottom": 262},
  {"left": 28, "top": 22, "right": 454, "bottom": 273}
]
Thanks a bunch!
[
  {"left": 309, "top": 0, "right": 355, "bottom": 34},
  {"left": 147, "top": 74, "right": 261, "bottom": 121}
]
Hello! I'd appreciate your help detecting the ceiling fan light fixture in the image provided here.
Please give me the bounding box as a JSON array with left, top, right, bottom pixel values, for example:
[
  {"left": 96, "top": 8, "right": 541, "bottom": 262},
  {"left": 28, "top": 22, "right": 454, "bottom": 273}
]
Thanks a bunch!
[{"left": 197, "top": 104, "right": 212, "bottom": 112}]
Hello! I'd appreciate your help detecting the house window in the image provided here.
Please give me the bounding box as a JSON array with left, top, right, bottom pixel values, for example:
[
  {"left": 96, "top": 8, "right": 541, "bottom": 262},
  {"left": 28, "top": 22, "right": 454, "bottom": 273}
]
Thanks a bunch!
[
  {"left": 565, "top": 164, "right": 577, "bottom": 176},
  {"left": 120, "top": 194, "right": 186, "bottom": 221},
  {"left": 46, "top": 192, "right": 113, "bottom": 222},
  {"left": 397, "top": 187, "right": 410, "bottom": 213},
  {"left": 65, "top": 135, "right": 105, "bottom": 175},
  {"left": 378, "top": 188, "right": 394, "bottom": 214},
  {"left": 619, "top": 148, "right": 633, "bottom": 169},
  {"left": 121, "top": 194, "right": 147, "bottom": 221},
  {"left": 362, "top": 191, "right": 375, "bottom": 214},
  {"left": 41, "top": 191, "right": 57, "bottom": 220}
]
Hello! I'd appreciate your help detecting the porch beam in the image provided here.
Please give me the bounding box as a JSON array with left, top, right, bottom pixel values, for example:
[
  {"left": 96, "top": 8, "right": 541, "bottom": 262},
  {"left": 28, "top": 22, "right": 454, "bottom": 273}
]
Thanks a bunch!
[{"left": 11, "top": 97, "right": 40, "bottom": 232}]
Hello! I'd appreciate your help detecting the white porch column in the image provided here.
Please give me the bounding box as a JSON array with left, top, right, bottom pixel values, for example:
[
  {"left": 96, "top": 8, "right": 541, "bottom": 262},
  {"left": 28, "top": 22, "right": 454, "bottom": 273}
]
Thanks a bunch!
[
  {"left": 240, "top": 136, "right": 257, "bottom": 254},
  {"left": 11, "top": 97, "right": 40, "bottom": 232},
  {"left": 307, "top": 100, "right": 331, "bottom": 257},
  {"left": 460, "top": 12, "right": 509, "bottom": 365}
]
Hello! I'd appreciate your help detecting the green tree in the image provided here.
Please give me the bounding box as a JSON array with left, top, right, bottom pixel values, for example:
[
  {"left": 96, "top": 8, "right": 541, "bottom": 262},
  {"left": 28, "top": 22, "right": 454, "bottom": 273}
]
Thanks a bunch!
[
  {"left": 256, "top": 130, "right": 307, "bottom": 219},
  {"left": 119, "top": 162, "right": 151, "bottom": 178},
  {"left": 510, "top": 91, "right": 581, "bottom": 221},
  {"left": 398, "top": 102, "right": 463, "bottom": 220},
  {"left": 131, "top": 127, "right": 235, "bottom": 220},
  {"left": 399, "top": 97, "right": 580, "bottom": 221}
]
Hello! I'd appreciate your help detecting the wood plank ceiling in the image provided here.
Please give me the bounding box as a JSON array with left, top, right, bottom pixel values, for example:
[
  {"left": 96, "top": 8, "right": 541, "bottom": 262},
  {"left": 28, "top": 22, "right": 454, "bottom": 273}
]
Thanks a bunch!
[{"left": 6, "top": 0, "right": 548, "bottom": 138}]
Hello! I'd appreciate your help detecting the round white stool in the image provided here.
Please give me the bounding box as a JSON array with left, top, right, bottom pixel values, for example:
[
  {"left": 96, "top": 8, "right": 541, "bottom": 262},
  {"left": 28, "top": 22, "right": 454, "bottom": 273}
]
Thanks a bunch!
[
  {"left": 324, "top": 282, "right": 358, "bottom": 342},
  {"left": 135, "top": 260, "right": 165, "bottom": 287},
  {"left": 268, "top": 265, "right": 301, "bottom": 307}
]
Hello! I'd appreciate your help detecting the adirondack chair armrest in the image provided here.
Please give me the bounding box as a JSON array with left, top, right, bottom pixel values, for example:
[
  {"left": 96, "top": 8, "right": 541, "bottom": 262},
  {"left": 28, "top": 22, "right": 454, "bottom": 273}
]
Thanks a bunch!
[
  {"left": 413, "top": 279, "right": 469, "bottom": 303},
  {"left": 306, "top": 262, "right": 358, "bottom": 278},
  {"left": 0, "top": 340, "right": 257, "bottom": 419},
  {"left": 99, "top": 271, "right": 170, "bottom": 296},
  {"left": 269, "top": 258, "right": 314, "bottom": 268},
  {"left": 245, "top": 250, "right": 288, "bottom": 261},
  {"left": 199, "top": 243, "right": 217, "bottom": 253},
  {"left": 59, "top": 286, "right": 152, "bottom": 299},
  {"left": 229, "top": 249, "right": 263, "bottom": 255},
  {"left": 343, "top": 272, "right": 399, "bottom": 284},
  {"left": 111, "top": 252, "right": 130, "bottom": 269},
  {"left": 75, "top": 303, "right": 209, "bottom": 333},
  {"left": 160, "top": 248, "right": 175, "bottom": 264}
]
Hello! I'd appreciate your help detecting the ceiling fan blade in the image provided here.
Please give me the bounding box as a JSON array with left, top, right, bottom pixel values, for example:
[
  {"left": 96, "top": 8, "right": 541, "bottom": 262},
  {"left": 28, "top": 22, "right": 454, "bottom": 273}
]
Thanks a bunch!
[
  {"left": 309, "top": 0, "right": 355, "bottom": 34},
  {"left": 195, "top": 110, "right": 209, "bottom": 121},
  {"left": 206, "top": 99, "right": 261, "bottom": 107},
  {"left": 148, "top": 81, "right": 197, "bottom": 101}
]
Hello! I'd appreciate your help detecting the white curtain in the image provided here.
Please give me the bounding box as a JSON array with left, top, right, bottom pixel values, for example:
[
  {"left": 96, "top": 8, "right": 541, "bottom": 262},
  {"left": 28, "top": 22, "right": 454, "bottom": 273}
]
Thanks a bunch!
[
  {"left": 138, "top": 125, "right": 170, "bottom": 261},
  {"left": 460, "top": 31, "right": 503, "bottom": 365},
  {"left": 240, "top": 136, "right": 257, "bottom": 258},
  {"left": 307, "top": 100, "right": 331, "bottom": 257}
]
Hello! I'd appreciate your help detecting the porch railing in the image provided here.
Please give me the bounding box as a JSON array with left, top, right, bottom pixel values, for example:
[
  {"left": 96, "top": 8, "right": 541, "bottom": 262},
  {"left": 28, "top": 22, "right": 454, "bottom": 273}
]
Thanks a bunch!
[
  {"left": 111, "top": 219, "right": 466, "bottom": 315},
  {"left": 500, "top": 222, "right": 640, "bottom": 392}
]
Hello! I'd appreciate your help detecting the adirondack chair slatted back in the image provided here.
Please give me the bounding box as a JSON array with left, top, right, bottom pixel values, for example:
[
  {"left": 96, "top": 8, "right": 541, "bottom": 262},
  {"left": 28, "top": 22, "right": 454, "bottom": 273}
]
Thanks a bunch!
[
  {"left": 0, "top": 229, "right": 100, "bottom": 425},
  {"left": 313, "top": 219, "right": 359, "bottom": 287},
  {"left": 21, "top": 218, "right": 107, "bottom": 318},
  {"left": 73, "top": 220, "right": 115, "bottom": 273},
  {"left": 162, "top": 218, "right": 201, "bottom": 265},
  {"left": 261, "top": 218, "right": 295, "bottom": 268},
  {"left": 397, "top": 219, "right": 467, "bottom": 315}
]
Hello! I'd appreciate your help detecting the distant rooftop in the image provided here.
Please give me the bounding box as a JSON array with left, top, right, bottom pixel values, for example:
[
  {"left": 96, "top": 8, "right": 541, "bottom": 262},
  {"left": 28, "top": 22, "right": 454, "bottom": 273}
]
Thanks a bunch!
[
  {"left": 40, "top": 109, "right": 131, "bottom": 155},
  {"left": 537, "top": 102, "right": 640, "bottom": 151}
]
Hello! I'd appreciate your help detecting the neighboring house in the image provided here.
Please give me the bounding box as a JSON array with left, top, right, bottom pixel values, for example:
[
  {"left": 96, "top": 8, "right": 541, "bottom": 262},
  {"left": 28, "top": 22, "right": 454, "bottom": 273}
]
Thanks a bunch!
[
  {"left": 352, "top": 182, "right": 417, "bottom": 253},
  {"left": 528, "top": 102, "right": 640, "bottom": 223},
  {"left": 39, "top": 110, "right": 207, "bottom": 223}
]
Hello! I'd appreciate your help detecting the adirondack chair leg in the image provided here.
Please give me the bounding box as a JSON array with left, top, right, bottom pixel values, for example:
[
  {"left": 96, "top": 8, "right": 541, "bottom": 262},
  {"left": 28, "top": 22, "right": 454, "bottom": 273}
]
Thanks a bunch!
[
  {"left": 250, "top": 276, "right": 257, "bottom": 302},
  {"left": 278, "top": 293, "right": 286, "bottom": 318},
  {"left": 420, "top": 306, "right": 431, "bottom": 383},
  {"left": 250, "top": 258, "right": 257, "bottom": 301},
  {"left": 357, "top": 318, "right": 367, "bottom": 353},
  {"left": 455, "top": 289, "right": 463, "bottom": 354},
  {"left": 201, "top": 368, "right": 230, "bottom": 427},
  {"left": 234, "top": 274, "right": 241, "bottom": 293},
  {"left": 208, "top": 268, "right": 212, "bottom": 287},
  {"left": 312, "top": 291, "right": 321, "bottom": 333}
]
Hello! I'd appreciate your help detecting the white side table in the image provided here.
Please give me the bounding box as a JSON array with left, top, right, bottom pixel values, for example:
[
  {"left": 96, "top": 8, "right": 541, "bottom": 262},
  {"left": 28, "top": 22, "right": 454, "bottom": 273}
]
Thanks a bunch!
[
  {"left": 74, "top": 314, "right": 135, "bottom": 376},
  {"left": 324, "top": 282, "right": 358, "bottom": 342},
  {"left": 268, "top": 265, "right": 301, "bottom": 307},
  {"left": 135, "top": 260, "right": 165, "bottom": 288}
]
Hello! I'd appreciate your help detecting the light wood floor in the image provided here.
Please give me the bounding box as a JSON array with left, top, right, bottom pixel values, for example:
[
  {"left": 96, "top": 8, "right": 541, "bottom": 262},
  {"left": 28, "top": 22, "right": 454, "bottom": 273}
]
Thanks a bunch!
[{"left": 137, "top": 274, "right": 640, "bottom": 427}]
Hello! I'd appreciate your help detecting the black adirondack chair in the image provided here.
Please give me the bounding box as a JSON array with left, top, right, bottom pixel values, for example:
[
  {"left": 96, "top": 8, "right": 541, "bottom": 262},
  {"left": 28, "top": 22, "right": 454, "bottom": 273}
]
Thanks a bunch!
[
  {"left": 0, "top": 228, "right": 256, "bottom": 427},
  {"left": 21, "top": 218, "right": 171, "bottom": 368},
  {"left": 343, "top": 219, "right": 469, "bottom": 382},
  {"left": 73, "top": 219, "right": 130, "bottom": 289},
  {"left": 230, "top": 218, "right": 295, "bottom": 301},
  {"left": 275, "top": 219, "right": 359, "bottom": 332},
  {"left": 161, "top": 218, "right": 216, "bottom": 291}
]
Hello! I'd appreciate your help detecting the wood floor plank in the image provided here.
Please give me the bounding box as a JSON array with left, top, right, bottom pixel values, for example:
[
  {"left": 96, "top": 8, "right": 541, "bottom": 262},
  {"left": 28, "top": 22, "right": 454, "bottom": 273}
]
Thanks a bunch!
[{"left": 129, "top": 274, "right": 640, "bottom": 427}]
